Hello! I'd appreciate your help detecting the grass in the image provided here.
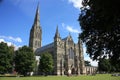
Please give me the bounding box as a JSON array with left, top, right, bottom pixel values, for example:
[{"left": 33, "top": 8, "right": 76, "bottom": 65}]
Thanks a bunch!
[{"left": 0, "top": 74, "right": 120, "bottom": 80}]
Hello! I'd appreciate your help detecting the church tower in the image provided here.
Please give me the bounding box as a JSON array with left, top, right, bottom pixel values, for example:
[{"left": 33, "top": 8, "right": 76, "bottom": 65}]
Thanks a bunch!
[{"left": 29, "top": 4, "right": 42, "bottom": 51}]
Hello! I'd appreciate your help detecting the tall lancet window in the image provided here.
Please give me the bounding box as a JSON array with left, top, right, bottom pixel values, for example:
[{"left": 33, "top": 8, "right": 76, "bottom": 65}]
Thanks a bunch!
[{"left": 69, "top": 47, "right": 74, "bottom": 59}]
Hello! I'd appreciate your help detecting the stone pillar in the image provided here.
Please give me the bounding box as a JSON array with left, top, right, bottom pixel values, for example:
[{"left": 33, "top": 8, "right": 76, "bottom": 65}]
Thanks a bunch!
[
  {"left": 76, "top": 56, "right": 80, "bottom": 75},
  {"left": 60, "top": 57, "right": 65, "bottom": 76}
]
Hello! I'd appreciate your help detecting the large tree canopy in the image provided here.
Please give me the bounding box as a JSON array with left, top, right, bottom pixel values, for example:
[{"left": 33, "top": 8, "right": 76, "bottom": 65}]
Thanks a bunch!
[
  {"left": 0, "top": 42, "right": 14, "bottom": 74},
  {"left": 14, "top": 46, "right": 35, "bottom": 76},
  {"left": 38, "top": 52, "right": 53, "bottom": 76},
  {"left": 79, "top": 0, "right": 120, "bottom": 66},
  {"left": 98, "top": 58, "right": 120, "bottom": 72},
  {"left": 98, "top": 59, "right": 111, "bottom": 72}
]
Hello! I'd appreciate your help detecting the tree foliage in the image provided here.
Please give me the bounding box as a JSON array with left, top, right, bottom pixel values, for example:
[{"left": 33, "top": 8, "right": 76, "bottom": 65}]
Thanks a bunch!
[
  {"left": 38, "top": 52, "right": 53, "bottom": 75},
  {"left": 85, "top": 60, "right": 91, "bottom": 66},
  {"left": 98, "top": 59, "right": 120, "bottom": 72},
  {"left": 0, "top": 42, "right": 13, "bottom": 74},
  {"left": 14, "top": 46, "right": 35, "bottom": 76},
  {"left": 98, "top": 59, "right": 111, "bottom": 72},
  {"left": 79, "top": 0, "right": 120, "bottom": 66}
]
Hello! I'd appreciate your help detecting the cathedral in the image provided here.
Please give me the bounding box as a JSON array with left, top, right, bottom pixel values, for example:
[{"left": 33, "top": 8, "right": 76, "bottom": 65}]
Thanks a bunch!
[{"left": 29, "top": 5, "right": 97, "bottom": 75}]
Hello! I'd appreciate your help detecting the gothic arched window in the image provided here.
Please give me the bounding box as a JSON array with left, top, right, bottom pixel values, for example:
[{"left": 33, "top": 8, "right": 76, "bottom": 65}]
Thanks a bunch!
[{"left": 69, "top": 48, "right": 74, "bottom": 59}]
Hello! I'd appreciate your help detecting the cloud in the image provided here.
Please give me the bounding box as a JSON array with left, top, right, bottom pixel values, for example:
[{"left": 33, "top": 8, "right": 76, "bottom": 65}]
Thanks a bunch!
[
  {"left": 0, "top": 39, "right": 4, "bottom": 42},
  {"left": 62, "top": 23, "right": 65, "bottom": 28},
  {"left": 0, "top": 38, "right": 13, "bottom": 46},
  {"left": 9, "top": 36, "right": 22, "bottom": 43},
  {"left": 0, "top": 36, "right": 22, "bottom": 43},
  {"left": 0, "top": 38, "right": 21, "bottom": 50},
  {"left": 61, "top": 23, "right": 80, "bottom": 34},
  {"left": 66, "top": 26, "right": 80, "bottom": 33},
  {"left": 84, "top": 56, "right": 98, "bottom": 66},
  {"left": 68, "top": 0, "right": 82, "bottom": 10},
  {"left": 14, "top": 45, "right": 22, "bottom": 50},
  {"left": 0, "top": 35, "right": 22, "bottom": 50}
]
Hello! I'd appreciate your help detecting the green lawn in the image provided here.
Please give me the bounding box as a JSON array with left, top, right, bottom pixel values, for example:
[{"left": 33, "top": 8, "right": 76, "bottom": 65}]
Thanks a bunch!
[{"left": 0, "top": 74, "right": 120, "bottom": 80}]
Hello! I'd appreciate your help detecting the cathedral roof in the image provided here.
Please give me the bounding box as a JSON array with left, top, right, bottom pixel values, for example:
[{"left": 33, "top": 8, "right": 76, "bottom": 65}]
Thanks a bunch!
[
  {"left": 62, "top": 35, "right": 73, "bottom": 42},
  {"left": 35, "top": 42, "right": 54, "bottom": 55},
  {"left": 62, "top": 37, "right": 68, "bottom": 41}
]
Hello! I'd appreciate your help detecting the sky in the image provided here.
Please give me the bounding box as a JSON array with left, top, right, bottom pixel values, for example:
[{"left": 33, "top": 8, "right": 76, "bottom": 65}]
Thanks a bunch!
[{"left": 0, "top": 0, "right": 98, "bottom": 66}]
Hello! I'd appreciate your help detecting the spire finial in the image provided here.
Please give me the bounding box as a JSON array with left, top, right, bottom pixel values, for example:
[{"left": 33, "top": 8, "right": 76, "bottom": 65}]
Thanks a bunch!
[
  {"left": 33, "top": 2, "right": 40, "bottom": 28},
  {"left": 36, "top": 2, "right": 40, "bottom": 19},
  {"left": 37, "top": 2, "right": 39, "bottom": 12},
  {"left": 56, "top": 25, "right": 58, "bottom": 33},
  {"left": 55, "top": 25, "right": 60, "bottom": 38}
]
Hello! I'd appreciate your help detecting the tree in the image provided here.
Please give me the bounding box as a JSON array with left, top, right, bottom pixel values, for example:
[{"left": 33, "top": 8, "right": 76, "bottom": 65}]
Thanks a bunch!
[
  {"left": 78, "top": 0, "right": 120, "bottom": 67},
  {"left": 98, "top": 58, "right": 120, "bottom": 72},
  {"left": 0, "top": 42, "right": 13, "bottom": 74},
  {"left": 14, "top": 46, "right": 35, "bottom": 76},
  {"left": 85, "top": 60, "right": 91, "bottom": 66},
  {"left": 38, "top": 52, "right": 53, "bottom": 76},
  {"left": 98, "top": 59, "right": 111, "bottom": 73}
]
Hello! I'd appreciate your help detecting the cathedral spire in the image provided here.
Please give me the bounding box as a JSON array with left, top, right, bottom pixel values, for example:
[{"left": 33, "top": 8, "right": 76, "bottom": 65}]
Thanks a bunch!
[
  {"left": 29, "top": 3, "right": 42, "bottom": 51},
  {"left": 33, "top": 3, "right": 40, "bottom": 27},
  {"left": 55, "top": 25, "right": 60, "bottom": 38}
]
